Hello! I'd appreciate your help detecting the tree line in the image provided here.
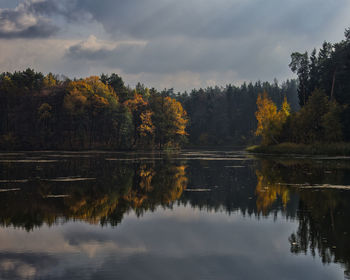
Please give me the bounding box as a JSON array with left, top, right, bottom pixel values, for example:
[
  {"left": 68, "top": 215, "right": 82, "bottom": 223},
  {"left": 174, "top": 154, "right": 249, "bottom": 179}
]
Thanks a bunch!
[
  {"left": 176, "top": 80, "right": 298, "bottom": 146},
  {"left": 255, "top": 28, "right": 350, "bottom": 146},
  {"left": 0, "top": 71, "right": 187, "bottom": 150},
  {"left": 0, "top": 68, "right": 298, "bottom": 150}
]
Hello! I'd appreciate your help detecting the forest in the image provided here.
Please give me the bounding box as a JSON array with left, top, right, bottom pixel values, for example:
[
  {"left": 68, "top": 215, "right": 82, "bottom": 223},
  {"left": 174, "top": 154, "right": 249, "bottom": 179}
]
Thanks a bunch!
[
  {"left": 0, "top": 69, "right": 298, "bottom": 150},
  {"left": 0, "top": 72, "right": 187, "bottom": 150},
  {"left": 253, "top": 28, "right": 350, "bottom": 150},
  {"left": 177, "top": 79, "right": 298, "bottom": 146}
]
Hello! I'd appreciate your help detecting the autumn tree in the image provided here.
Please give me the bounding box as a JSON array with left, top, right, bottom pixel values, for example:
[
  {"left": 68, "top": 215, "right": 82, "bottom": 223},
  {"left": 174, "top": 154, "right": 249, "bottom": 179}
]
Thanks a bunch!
[
  {"left": 43, "top": 73, "right": 58, "bottom": 88},
  {"left": 64, "top": 76, "right": 118, "bottom": 148},
  {"left": 139, "top": 111, "right": 155, "bottom": 139},
  {"left": 255, "top": 91, "right": 290, "bottom": 145},
  {"left": 150, "top": 94, "right": 188, "bottom": 149},
  {"left": 124, "top": 92, "right": 154, "bottom": 147}
]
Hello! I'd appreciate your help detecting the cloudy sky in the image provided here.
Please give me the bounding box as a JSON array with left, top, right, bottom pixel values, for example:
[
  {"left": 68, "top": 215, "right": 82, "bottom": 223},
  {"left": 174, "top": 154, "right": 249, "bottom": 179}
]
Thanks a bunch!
[{"left": 0, "top": 0, "right": 349, "bottom": 91}]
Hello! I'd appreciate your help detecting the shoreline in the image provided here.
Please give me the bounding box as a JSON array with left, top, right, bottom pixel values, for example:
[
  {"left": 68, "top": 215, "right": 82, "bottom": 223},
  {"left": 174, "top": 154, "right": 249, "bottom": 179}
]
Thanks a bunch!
[{"left": 246, "top": 142, "right": 350, "bottom": 156}]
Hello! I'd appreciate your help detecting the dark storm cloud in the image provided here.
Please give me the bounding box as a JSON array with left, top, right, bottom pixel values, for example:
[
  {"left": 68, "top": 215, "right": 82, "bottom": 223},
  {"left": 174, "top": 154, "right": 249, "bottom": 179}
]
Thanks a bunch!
[
  {"left": 0, "top": 0, "right": 88, "bottom": 39},
  {"left": 0, "top": 1, "right": 58, "bottom": 38},
  {"left": 0, "top": 22, "right": 58, "bottom": 39},
  {"left": 1, "top": 0, "right": 349, "bottom": 88},
  {"left": 63, "top": 0, "right": 349, "bottom": 80},
  {"left": 70, "top": 0, "right": 348, "bottom": 40},
  {"left": 7, "top": 0, "right": 344, "bottom": 40}
]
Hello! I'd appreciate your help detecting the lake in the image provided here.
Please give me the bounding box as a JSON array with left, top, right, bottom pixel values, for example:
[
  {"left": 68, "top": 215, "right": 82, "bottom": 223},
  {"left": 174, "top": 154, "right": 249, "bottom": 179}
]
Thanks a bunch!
[{"left": 0, "top": 150, "right": 349, "bottom": 280}]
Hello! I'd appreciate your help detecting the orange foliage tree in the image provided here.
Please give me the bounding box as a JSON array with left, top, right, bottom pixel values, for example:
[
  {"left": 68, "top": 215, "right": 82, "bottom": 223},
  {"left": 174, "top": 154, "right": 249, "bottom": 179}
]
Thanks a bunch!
[{"left": 150, "top": 95, "right": 188, "bottom": 149}]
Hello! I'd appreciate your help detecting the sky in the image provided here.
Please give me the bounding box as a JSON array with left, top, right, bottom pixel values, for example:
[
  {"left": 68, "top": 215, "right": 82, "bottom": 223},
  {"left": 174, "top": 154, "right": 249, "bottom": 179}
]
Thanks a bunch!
[{"left": 0, "top": 0, "right": 349, "bottom": 91}]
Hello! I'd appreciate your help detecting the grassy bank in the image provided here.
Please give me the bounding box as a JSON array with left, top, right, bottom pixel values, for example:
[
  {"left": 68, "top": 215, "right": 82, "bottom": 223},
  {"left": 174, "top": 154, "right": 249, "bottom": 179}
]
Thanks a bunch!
[{"left": 246, "top": 142, "right": 350, "bottom": 156}]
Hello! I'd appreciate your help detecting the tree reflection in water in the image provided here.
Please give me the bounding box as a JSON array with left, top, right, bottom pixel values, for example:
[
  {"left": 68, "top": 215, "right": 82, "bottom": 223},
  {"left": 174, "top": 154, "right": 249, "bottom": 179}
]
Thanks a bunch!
[
  {"left": 0, "top": 158, "right": 188, "bottom": 230},
  {"left": 255, "top": 158, "right": 350, "bottom": 279},
  {"left": 1, "top": 152, "right": 350, "bottom": 278}
]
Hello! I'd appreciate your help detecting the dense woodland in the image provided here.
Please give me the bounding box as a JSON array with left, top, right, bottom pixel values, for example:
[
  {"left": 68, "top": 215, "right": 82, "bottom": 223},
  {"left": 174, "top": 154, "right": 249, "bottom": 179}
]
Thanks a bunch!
[
  {"left": 0, "top": 72, "right": 188, "bottom": 150},
  {"left": 256, "top": 29, "right": 350, "bottom": 146},
  {"left": 0, "top": 69, "right": 298, "bottom": 150},
  {"left": 177, "top": 80, "right": 298, "bottom": 145}
]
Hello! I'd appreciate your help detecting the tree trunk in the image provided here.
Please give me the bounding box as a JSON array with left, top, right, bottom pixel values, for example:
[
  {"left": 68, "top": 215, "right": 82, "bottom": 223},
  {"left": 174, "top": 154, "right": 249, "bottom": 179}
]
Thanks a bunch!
[{"left": 330, "top": 70, "right": 336, "bottom": 101}]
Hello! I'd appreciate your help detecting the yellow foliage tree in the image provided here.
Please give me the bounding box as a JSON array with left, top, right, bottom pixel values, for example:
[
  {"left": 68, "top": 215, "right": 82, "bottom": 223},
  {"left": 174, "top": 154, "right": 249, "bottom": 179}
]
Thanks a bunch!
[
  {"left": 139, "top": 111, "right": 155, "bottom": 137},
  {"left": 280, "top": 96, "right": 291, "bottom": 119},
  {"left": 43, "top": 73, "right": 57, "bottom": 88},
  {"left": 165, "top": 97, "right": 188, "bottom": 136},
  {"left": 255, "top": 92, "right": 290, "bottom": 145},
  {"left": 63, "top": 76, "right": 118, "bottom": 147},
  {"left": 64, "top": 76, "right": 117, "bottom": 114}
]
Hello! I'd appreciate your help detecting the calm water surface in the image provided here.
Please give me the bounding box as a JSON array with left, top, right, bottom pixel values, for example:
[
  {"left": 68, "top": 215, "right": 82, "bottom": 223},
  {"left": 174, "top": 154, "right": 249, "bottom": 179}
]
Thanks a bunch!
[{"left": 0, "top": 150, "right": 349, "bottom": 279}]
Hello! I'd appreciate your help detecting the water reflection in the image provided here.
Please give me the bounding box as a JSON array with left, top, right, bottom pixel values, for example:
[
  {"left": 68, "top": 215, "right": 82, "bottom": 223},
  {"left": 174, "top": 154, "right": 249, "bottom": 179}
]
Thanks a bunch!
[
  {"left": 0, "top": 157, "right": 187, "bottom": 230},
  {"left": 0, "top": 151, "right": 349, "bottom": 279},
  {"left": 256, "top": 157, "right": 350, "bottom": 279}
]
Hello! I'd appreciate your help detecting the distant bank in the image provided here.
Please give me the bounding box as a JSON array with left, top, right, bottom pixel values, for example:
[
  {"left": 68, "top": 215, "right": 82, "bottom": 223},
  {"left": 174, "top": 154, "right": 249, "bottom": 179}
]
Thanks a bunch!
[{"left": 247, "top": 143, "right": 350, "bottom": 156}]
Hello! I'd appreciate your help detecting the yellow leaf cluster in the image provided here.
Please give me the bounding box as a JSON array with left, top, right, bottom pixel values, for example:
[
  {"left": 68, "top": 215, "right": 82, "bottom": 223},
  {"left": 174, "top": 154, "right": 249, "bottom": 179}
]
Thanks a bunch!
[
  {"left": 139, "top": 111, "right": 155, "bottom": 137},
  {"left": 124, "top": 93, "right": 147, "bottom": 112},
  {"left": 164, "top": 97, "right": 188, "bottom": 136},
  {"left": 255, "top": 92, "right": 290, "bottom": 145},
  {"left": 43, "top": 73, "right": 57, "bottom": 88},
  {"left": 64, "top": 76, "right": 118, "bottom": 113}
]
